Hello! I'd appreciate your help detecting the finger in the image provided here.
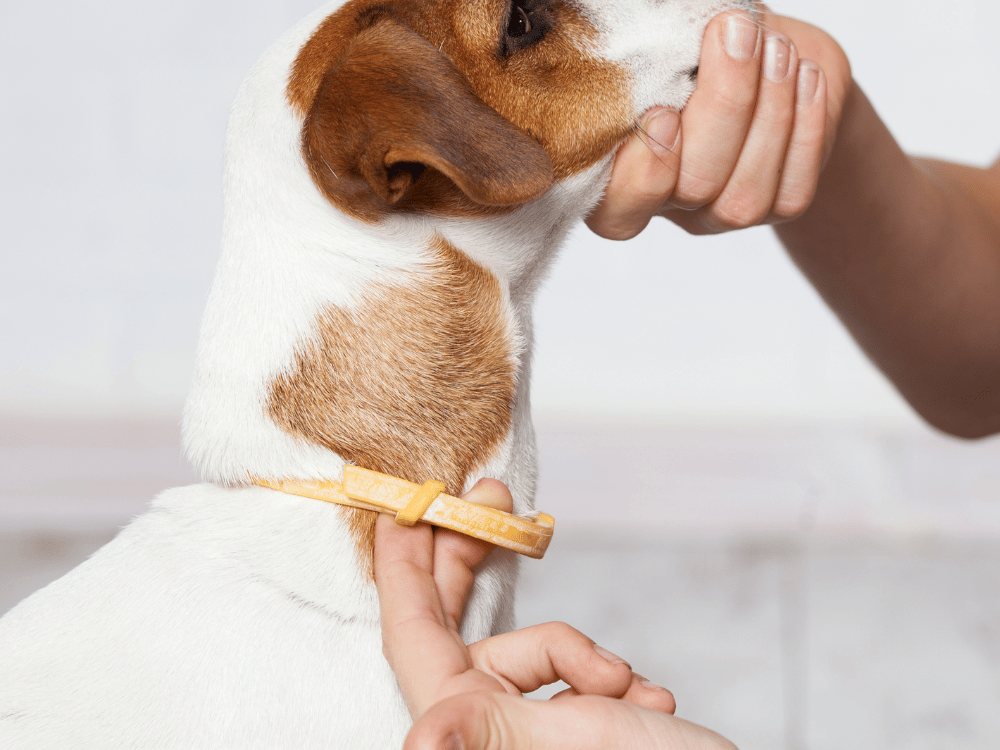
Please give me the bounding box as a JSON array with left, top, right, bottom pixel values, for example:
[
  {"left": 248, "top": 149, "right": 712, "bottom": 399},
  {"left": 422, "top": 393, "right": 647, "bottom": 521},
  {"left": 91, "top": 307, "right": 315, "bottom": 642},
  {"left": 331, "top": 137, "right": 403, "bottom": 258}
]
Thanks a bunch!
[
  {"left": 622, "top": 674, "right": 677, "bottom": 714},
  {"left": 404, "top": 692, "right": 739, "bottom": 750},
  {"left": 765, "top": 13, "right": 852, "bottom": 158},
  {"left": 551, "top": 674, "right": 676, "bottom": 715},
  {"left": 374, "top": 511, "right": 439, "bottom": 627},
  {"left": 771, "top": 60, "right": 826, "bottom": 219},
  {"left": 699, "top": 31, "right": 799, "bottom": 231},
  {"left": 374, "top": 496, "right": 434, "bottom": 565},
  {"left": 434, "top": 478, "right": 514, "bottom": 632},
  {"left": 375, "top": 513, "right": 474, "bottom": 717},
  {"left": 670, "top": 11, "right": 763, "bottom": 209},
  {"left": 585, "top": 107, "right": 682, "bottom": 241},
  {"left": 469, "top": 622, "right": 633, "bottom": 698}
]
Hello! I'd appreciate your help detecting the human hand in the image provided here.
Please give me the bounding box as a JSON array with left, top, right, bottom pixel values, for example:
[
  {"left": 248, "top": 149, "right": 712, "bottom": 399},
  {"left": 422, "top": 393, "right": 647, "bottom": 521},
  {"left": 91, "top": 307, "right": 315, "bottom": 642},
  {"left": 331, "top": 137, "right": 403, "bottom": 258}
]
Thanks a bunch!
[
  {"left": 405, "top": 691, "right": 738, "bottom": 750},
  {"left": 374, "top": 479, "right": 670, "bottom": 718},
  {"left": 586, "top": 7, "right": 852, "bottom": 239},
  {"left": 375, "top": 479, "right": 737, "bottom": 749}
]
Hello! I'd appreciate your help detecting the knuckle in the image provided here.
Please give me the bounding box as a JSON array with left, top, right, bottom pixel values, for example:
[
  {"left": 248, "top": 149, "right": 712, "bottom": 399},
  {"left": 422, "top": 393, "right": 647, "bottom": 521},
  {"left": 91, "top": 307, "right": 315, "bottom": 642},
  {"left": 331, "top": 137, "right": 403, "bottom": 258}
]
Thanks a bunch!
[
  {"left": 607, "top": 226, "right": 643, "bottom": 241},
  {"left": 632, "top": 181, "right": 673, "bottom": 207},
  {"left": 674, "top": 177, "right": 719, "bottom": 209},
  {"left": 771, "top": 199, "right": 808, "bottom": 222},
  {"left": 544, "top": 620, "right": 580, "bottom": 640},
  {"left": 713, "top": 194, "right": 769, "bottom": 229},
  {"left": 710, "top": 79, "right": 759, "bottom": 115},
  {"left": 773, "top": 184, "right": 817, "bottom": 221},
  {"left": 767, "top": 106, "right": 796, "bottom": 133},
  {"left": 588, "top": 217, "right": 647, "bottom": 241},
  {"left": 587, "top": 196, "right": 659, "bottom": 240}
]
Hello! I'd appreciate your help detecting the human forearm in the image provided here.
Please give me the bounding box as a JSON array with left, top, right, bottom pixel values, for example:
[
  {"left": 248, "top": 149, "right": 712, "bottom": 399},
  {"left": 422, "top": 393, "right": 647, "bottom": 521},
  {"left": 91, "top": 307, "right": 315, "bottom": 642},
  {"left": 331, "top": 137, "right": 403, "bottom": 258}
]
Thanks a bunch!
[{"left": 776, "top": 83, "right": 1000, "bottom": 437}]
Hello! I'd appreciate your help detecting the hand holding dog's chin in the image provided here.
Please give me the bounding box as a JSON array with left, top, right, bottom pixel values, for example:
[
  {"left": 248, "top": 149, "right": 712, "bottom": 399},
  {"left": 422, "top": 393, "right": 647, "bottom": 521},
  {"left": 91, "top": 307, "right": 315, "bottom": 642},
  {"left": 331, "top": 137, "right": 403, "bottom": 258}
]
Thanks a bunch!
[{"left": 586, "top": 8, "right": 851, "bottom": 239}]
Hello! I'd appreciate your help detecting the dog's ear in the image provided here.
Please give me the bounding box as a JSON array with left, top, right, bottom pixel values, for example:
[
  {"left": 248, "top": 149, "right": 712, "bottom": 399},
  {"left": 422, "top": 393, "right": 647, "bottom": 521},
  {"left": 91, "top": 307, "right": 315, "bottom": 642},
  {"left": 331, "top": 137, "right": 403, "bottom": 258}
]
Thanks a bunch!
[{"left": 301, "top": 20, "right": 555, "bottom": 221}]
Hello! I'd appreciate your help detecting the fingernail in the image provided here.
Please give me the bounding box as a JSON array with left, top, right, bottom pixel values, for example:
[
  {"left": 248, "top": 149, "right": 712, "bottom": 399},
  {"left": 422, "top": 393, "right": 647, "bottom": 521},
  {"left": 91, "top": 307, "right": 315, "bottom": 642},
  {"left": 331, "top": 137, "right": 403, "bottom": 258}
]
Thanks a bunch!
[
  {"left": 640, "top": 679, "right": 668, "bottom": 691},
  {"left": 724, "top": 14, "right": 760, "bottom": 61},
  {"left": 764, "top": 35, "right": 791, "bottom": 83},
  {"left": 594, "top": 644, "right": 630, "bottom": 666},
  {"left": 797, "top": 61, "right": 820, "bottom": 104},
  {"left": 642, "top": 109, "right": 680, "bottom": 153},
  {"left": 442, "top": 733, "right": 465, "bottom": 750}
]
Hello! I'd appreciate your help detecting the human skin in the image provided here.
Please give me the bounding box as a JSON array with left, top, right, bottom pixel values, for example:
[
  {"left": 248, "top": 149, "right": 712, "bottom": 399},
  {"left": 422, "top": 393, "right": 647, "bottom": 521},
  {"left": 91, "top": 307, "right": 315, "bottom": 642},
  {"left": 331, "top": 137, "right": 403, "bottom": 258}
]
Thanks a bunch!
[
  {"left": 588, "top": 9, "right": 1000, "bottom": 439},
  {"left": 374, "top": 479, "right": 737, "bottom": 750}
]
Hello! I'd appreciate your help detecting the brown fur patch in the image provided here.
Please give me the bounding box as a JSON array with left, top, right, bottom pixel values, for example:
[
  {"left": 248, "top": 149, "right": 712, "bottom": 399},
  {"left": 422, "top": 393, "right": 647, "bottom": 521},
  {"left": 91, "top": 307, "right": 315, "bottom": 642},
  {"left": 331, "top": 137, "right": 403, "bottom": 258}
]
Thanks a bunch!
[
  {"left": 268, "top": 238, "right": 516, "bottom": 575},
  {"left": 287, "top": 0, "right": 631, "bottom": 219}
]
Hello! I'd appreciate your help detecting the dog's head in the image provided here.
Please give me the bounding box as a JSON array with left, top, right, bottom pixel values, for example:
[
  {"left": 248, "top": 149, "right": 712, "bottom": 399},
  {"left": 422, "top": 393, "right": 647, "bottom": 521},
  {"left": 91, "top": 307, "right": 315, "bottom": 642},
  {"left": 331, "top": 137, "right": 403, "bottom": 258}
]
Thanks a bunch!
[{"left": 287, "top": 0, "right": 752, "bottom": 223}]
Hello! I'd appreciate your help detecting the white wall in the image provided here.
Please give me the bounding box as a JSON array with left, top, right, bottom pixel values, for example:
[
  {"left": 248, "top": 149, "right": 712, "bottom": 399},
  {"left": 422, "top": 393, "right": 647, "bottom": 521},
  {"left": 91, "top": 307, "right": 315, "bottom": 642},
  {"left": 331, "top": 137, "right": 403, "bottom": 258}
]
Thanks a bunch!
[{"left": 2, "top": 0, "right": 998, "bottom": 425}]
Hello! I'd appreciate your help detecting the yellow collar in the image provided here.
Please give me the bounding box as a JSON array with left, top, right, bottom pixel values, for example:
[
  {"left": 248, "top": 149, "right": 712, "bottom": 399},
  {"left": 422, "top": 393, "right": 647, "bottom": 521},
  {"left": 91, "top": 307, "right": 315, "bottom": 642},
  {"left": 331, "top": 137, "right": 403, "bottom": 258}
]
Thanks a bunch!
[{"left": 255, "top": 466, "right": 553, "bottom": 559}]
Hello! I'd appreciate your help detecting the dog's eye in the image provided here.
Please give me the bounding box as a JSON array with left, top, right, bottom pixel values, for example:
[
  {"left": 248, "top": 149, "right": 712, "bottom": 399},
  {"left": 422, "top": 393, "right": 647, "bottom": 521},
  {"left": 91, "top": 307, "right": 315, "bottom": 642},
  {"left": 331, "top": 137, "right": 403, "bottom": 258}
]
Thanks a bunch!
[
  {"left": 508, "top": 5, "right": 531, "bottom": 37},
  {"left": 501, "top": 0, "right": 549, "bottom": 55}
]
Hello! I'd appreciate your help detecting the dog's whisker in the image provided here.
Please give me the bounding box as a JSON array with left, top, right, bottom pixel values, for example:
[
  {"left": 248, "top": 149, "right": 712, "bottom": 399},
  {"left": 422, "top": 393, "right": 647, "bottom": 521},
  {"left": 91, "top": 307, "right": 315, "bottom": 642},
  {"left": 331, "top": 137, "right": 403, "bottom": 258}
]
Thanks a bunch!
[
  {"left": 633, "top": 121, "right": 677, "bottom": 155},
  {"left": 630, "top": 121, "right": 681, "bottom": 175}
]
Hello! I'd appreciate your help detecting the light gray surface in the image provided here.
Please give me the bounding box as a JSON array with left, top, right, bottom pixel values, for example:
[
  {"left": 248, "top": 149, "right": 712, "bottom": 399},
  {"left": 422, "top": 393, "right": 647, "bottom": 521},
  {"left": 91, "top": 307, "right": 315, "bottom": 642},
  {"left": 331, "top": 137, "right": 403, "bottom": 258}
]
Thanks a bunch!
[
  {"left": 533, "top": 421, "right": 1000, "bottom": 537},
  {"left": 2, "top": 419, "right": 999, "bottom": 749},
  {"left": 517, "top": 532, "right": 1000, "bottom": 750}
]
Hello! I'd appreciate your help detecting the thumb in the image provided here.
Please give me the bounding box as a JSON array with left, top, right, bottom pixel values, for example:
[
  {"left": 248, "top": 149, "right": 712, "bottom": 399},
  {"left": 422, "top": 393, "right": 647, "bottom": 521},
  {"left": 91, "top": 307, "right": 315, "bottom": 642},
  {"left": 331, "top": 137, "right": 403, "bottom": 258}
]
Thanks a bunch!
[
  {"left": 404, "top": 691, "right": 737, "bottom": 750},
  {"left": 585, "top": 107, "right": 683, "bottom": 242},
  {"left": 404, "top": 691, "right": 579, "bottom": 750}
]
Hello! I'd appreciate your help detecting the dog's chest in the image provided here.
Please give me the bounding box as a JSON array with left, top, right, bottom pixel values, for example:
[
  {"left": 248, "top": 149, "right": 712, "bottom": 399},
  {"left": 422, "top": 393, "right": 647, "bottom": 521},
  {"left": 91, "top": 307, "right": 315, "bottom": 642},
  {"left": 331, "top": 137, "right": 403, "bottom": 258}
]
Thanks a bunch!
[{"left": 0, "top": 485, "right": 418, "bottom": 748}]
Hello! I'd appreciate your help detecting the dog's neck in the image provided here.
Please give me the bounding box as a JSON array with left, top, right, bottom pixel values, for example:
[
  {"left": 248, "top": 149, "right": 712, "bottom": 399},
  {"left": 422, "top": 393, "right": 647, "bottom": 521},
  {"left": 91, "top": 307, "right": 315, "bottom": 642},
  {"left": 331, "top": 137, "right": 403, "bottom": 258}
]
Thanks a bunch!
[{"left": 181, "top": 15, "right": 610, "bottom": 514}]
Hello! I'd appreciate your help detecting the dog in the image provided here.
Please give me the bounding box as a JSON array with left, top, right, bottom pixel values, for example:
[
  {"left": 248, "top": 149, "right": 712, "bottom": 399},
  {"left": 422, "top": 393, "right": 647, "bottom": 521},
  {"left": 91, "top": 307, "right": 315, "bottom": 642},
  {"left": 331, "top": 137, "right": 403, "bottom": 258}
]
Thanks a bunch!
[{"left": 0, "top": 0, "right": 753, "bottom": 746}]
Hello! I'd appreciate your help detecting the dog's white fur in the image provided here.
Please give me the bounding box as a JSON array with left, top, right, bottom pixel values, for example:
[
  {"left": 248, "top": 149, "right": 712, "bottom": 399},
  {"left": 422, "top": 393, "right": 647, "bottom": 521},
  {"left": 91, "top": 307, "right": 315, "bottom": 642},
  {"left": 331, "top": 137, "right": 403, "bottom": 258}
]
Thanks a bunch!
[{"left": 0, "top": 0, "right": 752, "bottom": 746}]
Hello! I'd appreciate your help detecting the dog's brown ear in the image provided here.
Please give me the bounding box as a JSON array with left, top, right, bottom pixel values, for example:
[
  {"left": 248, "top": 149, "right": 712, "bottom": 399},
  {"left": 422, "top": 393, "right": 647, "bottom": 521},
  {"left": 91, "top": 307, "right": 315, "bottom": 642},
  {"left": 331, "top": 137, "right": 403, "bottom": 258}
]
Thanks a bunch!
[{"left": 302, "top": 20, "right": 555, "bottom": 221}]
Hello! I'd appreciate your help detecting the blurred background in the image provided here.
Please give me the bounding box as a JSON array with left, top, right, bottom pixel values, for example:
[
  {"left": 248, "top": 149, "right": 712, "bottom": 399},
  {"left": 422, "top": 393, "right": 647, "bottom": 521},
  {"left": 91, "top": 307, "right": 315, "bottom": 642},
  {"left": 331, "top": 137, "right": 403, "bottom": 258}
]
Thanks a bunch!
[{"left": 2, "top": 0, "right": 999, "bottom": 748}]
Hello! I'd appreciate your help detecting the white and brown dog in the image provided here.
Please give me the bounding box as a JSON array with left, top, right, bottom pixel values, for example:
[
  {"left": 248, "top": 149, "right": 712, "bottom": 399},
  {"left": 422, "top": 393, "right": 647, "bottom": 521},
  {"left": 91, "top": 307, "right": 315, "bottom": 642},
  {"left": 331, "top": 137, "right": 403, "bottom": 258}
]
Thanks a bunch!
[{"left": 0, "top": 0, "right": 752, "bottom": 746}]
